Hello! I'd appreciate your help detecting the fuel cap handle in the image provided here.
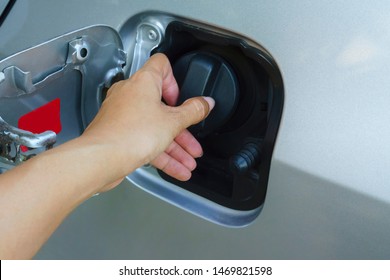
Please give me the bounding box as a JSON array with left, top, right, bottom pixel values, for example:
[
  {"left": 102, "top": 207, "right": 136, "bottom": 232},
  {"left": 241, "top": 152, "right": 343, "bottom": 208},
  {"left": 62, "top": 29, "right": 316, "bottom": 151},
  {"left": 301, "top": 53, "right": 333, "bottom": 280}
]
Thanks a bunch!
[{"left": 174, "top": 51, "right": 239, "bottom": 137}]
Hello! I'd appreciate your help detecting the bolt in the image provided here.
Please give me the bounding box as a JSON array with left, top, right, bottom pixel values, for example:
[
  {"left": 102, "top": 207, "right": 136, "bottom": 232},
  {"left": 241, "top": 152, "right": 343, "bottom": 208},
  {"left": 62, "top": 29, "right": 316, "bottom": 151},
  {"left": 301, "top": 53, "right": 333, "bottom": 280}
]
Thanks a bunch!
[{"left": 148, "top": 29, "right": 158, "bottom": 41}]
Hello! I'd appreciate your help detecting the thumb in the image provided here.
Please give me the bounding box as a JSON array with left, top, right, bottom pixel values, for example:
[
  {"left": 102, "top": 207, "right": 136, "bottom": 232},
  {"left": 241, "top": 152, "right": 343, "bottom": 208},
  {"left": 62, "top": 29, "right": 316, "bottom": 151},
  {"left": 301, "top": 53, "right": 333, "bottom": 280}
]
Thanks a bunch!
[{"left": 174, "top": 96, "right": 215, "bottom": 130}]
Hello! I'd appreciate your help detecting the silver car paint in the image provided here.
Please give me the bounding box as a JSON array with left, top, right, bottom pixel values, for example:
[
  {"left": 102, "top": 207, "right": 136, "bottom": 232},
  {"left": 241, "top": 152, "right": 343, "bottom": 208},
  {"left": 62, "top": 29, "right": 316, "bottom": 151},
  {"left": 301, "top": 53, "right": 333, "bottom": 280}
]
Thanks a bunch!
[{"left": 0, "top": 0, "right": 389, "bottom": 259}]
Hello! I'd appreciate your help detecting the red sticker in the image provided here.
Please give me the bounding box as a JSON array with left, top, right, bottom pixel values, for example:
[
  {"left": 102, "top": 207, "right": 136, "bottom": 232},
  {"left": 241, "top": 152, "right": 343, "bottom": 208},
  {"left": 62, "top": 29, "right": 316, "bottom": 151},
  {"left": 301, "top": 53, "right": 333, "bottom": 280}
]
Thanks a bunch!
[{"left": 18, "top": 98, "right": 62, "bottom": 152}]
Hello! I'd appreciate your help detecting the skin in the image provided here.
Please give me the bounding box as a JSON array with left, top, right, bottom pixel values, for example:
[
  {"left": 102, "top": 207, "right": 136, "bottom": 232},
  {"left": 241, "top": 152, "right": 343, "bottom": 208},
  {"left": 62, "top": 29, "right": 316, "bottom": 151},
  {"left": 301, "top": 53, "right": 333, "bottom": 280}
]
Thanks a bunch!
[{"left": 0, "top": 53, "right": 215, "bottom": 259}]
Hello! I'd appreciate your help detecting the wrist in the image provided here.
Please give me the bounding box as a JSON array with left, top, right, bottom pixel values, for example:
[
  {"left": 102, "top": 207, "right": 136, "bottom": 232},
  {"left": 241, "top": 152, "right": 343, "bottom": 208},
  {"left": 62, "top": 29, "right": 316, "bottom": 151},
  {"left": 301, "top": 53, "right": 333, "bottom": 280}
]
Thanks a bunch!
[{"left": 75, "top": 134, "right": 140, "bottom": 189}]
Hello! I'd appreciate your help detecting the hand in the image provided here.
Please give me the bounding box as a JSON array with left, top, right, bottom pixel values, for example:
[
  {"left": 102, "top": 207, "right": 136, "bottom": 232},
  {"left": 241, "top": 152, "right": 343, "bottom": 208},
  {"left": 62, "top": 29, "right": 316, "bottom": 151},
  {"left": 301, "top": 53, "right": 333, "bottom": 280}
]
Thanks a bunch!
[
  {"left": 0, "top": 53, "right": 214, "bottom": 259},
  {"left": 82, "top": 53, "right": 215, "bottom": 190}
]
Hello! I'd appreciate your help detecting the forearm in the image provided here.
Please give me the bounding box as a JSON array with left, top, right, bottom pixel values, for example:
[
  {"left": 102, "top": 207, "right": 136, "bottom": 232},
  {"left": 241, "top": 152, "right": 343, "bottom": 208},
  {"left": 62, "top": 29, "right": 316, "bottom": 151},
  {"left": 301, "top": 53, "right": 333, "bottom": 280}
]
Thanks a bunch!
[{"left": 0, "top": 136, "right": 129, "bottom": 259}]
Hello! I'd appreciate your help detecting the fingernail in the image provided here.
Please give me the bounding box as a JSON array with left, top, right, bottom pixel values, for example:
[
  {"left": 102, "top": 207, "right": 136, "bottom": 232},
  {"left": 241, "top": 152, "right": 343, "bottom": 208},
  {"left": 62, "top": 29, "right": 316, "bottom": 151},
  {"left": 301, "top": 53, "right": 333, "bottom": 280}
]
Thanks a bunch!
[{"left": 202, "top": 96, "right": 215, "bottom": 111}]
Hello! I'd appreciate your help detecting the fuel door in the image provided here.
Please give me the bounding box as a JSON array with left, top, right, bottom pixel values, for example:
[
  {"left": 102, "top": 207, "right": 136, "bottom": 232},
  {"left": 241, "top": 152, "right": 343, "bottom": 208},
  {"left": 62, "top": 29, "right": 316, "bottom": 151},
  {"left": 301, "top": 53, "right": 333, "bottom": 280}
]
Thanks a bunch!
[{"left": 0, "top": 25, "right": 126, "bottom": 171}]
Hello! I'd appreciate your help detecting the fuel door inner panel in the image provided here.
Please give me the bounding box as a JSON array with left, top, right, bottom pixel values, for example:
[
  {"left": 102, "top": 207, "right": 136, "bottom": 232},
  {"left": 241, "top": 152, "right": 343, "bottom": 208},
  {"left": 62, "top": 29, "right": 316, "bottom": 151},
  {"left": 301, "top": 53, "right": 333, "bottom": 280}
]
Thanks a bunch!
[
  {"left": 0, "top": 12, "right": 283, "bottom": 227},
  {"left": 0, "top": 25, "right": 125, "bottom": 169}
]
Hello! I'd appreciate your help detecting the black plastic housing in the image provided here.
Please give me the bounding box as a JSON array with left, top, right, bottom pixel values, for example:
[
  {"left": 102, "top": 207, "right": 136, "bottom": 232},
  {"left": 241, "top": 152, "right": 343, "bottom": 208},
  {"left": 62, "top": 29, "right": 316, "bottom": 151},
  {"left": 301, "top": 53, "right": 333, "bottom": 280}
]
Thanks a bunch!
[{"left": 155, "top": 21, "right": 283, "bottom": 211}]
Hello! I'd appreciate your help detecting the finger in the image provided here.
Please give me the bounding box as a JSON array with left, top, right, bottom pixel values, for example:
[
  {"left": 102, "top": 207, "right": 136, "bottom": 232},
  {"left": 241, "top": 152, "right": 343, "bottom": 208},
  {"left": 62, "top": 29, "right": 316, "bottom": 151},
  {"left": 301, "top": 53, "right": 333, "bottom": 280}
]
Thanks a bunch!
[
  {"left": 161, "top": 70, "right": 179, "bottom": 106},
  {"left": 142, "top": 53, "right": 179, "bottom": 105},
  {"left": 173, "top": 96, "right": 215, "bottom": 131},
  {"left": 174, "top": 129, "right": 203, "bottom": 158},
  {"left": 165, "top": 141, "right": 197, "bottom": 171},
  {"left": 151, "top": 152, "right": 192, "bottom": 181}
]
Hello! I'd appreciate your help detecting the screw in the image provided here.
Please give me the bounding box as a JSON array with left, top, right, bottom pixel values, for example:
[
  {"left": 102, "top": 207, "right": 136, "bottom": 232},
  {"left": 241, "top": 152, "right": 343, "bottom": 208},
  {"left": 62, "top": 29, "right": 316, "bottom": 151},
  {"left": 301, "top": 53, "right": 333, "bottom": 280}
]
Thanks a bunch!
[{"left": 148, "top": 29, "right": 158, "bottom": 41}]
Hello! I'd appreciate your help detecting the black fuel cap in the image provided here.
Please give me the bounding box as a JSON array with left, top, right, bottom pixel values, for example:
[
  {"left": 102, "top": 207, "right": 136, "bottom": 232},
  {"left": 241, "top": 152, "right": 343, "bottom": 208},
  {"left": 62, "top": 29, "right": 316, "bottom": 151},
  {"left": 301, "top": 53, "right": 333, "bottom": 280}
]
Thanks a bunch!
[{"left": 174, "top": 51, "right": 239, "bottom": 137}]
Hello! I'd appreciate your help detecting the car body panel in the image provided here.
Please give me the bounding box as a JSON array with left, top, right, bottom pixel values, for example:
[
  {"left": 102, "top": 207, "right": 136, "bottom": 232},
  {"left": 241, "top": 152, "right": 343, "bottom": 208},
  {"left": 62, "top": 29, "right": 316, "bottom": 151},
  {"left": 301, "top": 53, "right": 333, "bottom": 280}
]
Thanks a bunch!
[{"left": 0, "top": 0, "right": 389, "bottom": 259}]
